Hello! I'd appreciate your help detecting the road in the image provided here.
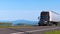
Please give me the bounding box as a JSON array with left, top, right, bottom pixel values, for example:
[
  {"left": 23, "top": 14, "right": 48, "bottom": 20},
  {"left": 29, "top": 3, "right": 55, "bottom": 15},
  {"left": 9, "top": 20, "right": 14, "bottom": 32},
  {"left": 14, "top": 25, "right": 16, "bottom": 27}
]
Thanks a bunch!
[{"left": 0, "top": 26, "right": 60, "bottom": 34}]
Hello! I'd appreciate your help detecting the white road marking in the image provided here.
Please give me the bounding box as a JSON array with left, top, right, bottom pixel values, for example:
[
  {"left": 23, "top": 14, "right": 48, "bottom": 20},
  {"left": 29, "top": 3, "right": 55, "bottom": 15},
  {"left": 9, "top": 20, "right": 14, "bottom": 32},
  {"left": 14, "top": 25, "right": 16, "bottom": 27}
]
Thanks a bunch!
[
  {"left": 11, "top": 33, "right": 17, "bottom": 34},
  {"left": 11, "top": 32, "right": 24, "bottom": 34}
]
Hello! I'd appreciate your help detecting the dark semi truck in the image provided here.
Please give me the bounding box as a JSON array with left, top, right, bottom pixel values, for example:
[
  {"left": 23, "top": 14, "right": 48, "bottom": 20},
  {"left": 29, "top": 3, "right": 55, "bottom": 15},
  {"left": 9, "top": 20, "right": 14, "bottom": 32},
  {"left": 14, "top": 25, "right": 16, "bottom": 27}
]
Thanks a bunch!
[{"left": 38, "top": 11, "right": 59, "bottom": 26}]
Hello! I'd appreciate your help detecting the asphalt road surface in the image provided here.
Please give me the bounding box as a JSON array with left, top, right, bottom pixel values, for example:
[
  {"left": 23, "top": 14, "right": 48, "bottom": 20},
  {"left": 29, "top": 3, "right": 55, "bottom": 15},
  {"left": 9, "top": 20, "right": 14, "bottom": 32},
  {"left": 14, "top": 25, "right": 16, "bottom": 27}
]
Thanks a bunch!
[{"left": 0, "top": 26, "right": 60, "bottom": 34}]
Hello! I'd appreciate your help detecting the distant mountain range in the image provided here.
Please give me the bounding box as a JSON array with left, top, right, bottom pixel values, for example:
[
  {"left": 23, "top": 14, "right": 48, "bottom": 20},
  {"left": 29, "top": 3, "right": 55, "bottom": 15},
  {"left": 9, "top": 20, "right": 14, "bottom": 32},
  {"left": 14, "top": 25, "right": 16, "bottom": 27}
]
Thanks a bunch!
[
  {"left": 12, "top": 20, "right": 38, "bottom": 25},
  {"left": 0, "top": 20, "right": 38, "bottom": 26}
]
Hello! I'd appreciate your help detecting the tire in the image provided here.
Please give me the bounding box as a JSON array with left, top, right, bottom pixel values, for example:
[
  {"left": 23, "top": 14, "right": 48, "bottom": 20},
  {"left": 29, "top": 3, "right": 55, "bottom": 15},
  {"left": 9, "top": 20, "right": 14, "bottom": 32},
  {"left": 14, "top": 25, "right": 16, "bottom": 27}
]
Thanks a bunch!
[{"left": 55, "top": 23, "right": 58, "bottom": 26}]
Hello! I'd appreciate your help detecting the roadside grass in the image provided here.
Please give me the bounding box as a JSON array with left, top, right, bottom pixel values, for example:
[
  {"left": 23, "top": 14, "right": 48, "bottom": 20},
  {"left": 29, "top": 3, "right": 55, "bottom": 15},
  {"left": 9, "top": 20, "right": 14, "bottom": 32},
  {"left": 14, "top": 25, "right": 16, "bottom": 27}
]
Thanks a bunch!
[
  {"left": 45, "top": 30, "right": 60, "bottom": 34},
  {"left": 8, "top": 26, "right": 33, "bottom": 28},
  {"left": 0, "top": 26, "right": 33, "bottom": 28}
]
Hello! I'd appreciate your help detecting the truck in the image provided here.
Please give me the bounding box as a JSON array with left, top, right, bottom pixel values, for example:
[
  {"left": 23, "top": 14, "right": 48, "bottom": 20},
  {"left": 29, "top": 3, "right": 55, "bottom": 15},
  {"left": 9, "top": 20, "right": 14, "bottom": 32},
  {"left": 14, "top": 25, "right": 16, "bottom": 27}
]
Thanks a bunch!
[{"left": 38, "top": 11, "right": 59, "bottom": 26}]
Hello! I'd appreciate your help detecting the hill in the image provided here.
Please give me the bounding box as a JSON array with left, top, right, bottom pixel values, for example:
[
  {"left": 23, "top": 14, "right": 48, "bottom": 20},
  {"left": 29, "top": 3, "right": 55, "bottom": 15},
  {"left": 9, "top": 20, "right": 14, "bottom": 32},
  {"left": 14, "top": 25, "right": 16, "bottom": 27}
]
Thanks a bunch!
[{"left": 12, "top": 20, "right": 38, "bottom": 26}]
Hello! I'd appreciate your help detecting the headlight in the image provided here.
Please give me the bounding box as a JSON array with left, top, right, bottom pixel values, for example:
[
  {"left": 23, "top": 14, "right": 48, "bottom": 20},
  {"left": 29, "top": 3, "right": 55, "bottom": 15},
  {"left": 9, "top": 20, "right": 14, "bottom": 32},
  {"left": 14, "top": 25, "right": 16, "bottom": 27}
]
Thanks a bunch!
[
  {"left": 44, "top": 21, "right": 47, "bottom": 24},
  {"left": 45, "top": 21, "right": 47, "bottom": 22}
]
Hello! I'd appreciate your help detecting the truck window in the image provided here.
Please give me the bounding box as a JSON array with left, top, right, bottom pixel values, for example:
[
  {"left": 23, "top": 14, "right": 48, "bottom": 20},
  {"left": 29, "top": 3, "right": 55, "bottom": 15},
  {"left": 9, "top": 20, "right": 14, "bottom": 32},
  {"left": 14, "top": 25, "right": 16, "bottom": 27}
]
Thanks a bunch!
[{"left": 41, "top": 12, "right": 49, "bottom": 21}]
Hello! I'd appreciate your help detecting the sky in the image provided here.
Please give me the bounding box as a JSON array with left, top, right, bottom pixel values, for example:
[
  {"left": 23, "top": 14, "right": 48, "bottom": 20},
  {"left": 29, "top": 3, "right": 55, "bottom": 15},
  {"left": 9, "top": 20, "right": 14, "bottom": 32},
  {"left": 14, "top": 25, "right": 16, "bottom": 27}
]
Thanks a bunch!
[{"left": 0, "top": 0, "right": 60, "bottom": 21}]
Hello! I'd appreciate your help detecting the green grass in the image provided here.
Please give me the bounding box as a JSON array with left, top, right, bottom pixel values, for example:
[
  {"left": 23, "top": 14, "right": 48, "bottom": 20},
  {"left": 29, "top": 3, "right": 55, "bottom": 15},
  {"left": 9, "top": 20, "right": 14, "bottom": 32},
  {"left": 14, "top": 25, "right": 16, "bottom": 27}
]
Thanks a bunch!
[
  {"left": 0, "top": 26, "right": 33, "bottom": 28},
  {"left": 45, "top": 30, "right": 60, "bottom": 34}
]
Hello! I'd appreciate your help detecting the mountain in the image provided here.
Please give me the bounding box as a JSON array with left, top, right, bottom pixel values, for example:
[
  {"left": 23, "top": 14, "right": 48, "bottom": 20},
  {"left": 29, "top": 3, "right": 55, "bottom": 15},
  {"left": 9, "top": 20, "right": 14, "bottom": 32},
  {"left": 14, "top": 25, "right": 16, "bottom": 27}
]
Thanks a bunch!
[{"left": 12, "top": 20, "right": 38, "bottom": 25}]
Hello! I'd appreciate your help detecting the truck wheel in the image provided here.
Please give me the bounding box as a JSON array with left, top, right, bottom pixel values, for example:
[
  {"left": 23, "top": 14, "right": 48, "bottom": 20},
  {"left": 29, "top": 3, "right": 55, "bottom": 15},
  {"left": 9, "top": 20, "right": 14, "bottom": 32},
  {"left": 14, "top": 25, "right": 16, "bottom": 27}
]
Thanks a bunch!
[
  {"left": 38, "top": 21, "right": 40, "bottom": 26},
  {"left": 55, "top": 23, "right": 58, "bottom": 26},
  {"left": 38, "top": 24, "right": 40, "bottom": 26},
  {"left": 48, "top": 22, "right": 53, "bottom": 26},
  {"left": 54, "top": 22, "right": 58, "bottom": 26}
]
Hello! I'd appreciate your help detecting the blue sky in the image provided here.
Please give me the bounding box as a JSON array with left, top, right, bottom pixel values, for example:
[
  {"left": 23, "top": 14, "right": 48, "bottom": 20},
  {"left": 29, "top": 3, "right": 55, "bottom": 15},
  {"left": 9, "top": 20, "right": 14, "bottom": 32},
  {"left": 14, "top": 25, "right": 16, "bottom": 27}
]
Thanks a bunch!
[{"left": 0, "top": 0, "right": 60, "bottom": 21}]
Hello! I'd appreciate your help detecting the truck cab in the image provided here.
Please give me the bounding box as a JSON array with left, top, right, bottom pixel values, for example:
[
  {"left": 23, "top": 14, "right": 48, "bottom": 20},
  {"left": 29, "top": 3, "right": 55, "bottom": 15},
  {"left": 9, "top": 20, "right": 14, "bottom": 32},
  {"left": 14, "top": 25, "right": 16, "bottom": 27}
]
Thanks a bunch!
[
  {"left": 38, "top": 11, "right": 59, "bottom": 26},
  {"left": 38, "top": 11, "right": 49, "bottom": 26}
]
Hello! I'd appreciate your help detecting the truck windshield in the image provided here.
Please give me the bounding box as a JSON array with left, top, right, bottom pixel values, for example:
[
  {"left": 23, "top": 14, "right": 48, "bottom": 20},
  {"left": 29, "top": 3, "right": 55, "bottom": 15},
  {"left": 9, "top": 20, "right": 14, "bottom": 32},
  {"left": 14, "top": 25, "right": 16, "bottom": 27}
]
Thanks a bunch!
[{"left": 41, "top": 12, "right": 49, "bottom": 21}]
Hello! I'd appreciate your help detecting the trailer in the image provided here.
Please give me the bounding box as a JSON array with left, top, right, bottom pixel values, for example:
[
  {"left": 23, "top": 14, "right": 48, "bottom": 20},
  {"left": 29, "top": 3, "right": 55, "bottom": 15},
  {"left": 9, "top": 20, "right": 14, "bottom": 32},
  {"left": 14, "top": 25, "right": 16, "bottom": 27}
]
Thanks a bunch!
[{"left": 38, "top": 11, "right": 59, "bottom": 26}]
